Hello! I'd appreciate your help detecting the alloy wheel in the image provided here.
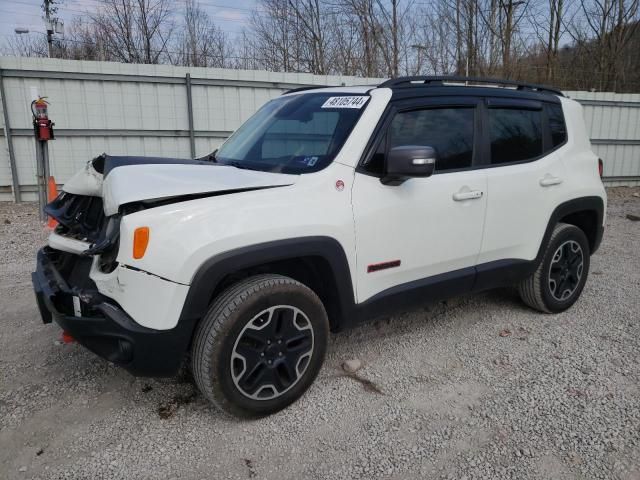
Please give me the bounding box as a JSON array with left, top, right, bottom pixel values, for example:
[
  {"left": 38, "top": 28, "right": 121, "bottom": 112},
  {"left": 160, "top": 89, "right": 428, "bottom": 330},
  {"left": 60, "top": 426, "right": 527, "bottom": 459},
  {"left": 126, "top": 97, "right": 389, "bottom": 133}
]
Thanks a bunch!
[
  {"left": 548, "top": 240, "right": 584, "bottom": 301},
  {"left": 231, "top": 305, "right": 314, "bottom": 400}
]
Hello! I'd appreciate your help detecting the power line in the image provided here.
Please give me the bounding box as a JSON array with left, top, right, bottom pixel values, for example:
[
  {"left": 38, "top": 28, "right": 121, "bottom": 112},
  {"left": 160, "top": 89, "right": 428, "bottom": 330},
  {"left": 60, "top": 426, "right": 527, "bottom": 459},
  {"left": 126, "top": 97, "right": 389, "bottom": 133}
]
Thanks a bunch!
[
  {"left": 7, "top": 0, "right": 267, "bottom": 19},
  {"left": 0, "top": 8, "right": 44, "bottom": 18},
  {"left": 10, "top": 0, "right": 258, "bottom": 11},
  {"left": 0, "top": 32, "right": 262, "bottom": 58},
  {"left": 0, "top": 7, "right": 254, "bottom": 36},
  {"left": 1, "top": 24, "right": 248, "bottom": 38},
  {"left": 4, "top": 7, "right": 255, "bottom": 25}
]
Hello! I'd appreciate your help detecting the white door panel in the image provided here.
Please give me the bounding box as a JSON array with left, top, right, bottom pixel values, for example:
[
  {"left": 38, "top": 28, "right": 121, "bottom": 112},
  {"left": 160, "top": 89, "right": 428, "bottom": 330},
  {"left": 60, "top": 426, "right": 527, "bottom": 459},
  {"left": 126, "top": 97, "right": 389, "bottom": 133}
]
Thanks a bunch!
[
  {"left": 478, "top": 149, "right": 567, "bottom": 264},
  {"left": 353, "top": 170, "right": 487, "bottom": 302}
]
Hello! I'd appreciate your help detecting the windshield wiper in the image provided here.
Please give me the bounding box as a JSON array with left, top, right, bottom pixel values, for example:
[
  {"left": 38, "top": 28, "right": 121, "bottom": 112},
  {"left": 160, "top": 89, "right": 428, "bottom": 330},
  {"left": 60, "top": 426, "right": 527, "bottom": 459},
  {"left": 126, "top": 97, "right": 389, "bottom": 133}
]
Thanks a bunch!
[
  {"left": 207, "top": 150, "right": 218, "bottom": 162},
  {"left": 220, "top": 160, "right": 255, "bottom": 171},
  {"left": 197, "top": 149, "right": 218, "bottom": 163}
]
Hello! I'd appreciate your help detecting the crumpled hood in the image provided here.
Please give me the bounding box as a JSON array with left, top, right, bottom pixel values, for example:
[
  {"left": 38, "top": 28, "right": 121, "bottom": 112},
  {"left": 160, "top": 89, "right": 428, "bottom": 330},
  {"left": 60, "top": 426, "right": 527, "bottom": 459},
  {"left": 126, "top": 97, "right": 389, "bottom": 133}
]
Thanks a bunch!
[
  {"left": 63, "top": 155, "right": 296, "bottom": 216},
  {"left": 101, "top": 163, "right": 295, "bottom": 215}
]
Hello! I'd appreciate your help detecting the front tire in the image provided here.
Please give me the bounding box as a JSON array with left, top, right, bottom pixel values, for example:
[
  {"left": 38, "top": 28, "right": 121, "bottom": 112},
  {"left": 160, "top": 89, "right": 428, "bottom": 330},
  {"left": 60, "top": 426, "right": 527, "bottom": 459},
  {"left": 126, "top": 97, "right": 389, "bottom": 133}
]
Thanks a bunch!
[
  {"left": 518, "top": 223, "right": 590, "bottom": 313},
  {"left": 191, "top": 274, "right": 329, "bottom": 417}
]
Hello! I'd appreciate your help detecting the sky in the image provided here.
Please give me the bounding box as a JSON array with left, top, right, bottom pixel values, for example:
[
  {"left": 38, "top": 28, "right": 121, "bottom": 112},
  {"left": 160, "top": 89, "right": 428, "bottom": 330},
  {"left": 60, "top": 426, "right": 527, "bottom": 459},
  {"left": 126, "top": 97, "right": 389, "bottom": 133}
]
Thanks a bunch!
[{"left": 0, "top": 0, "right": 257, "bottom": 42}]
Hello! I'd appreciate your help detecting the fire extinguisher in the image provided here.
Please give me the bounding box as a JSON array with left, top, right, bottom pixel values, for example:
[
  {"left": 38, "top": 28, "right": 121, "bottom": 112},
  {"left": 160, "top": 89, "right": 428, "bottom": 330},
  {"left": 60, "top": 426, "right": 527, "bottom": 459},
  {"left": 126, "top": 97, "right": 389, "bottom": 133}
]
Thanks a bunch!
[{"left": 31, "top": 97, "right": 55, "bottom": 141}]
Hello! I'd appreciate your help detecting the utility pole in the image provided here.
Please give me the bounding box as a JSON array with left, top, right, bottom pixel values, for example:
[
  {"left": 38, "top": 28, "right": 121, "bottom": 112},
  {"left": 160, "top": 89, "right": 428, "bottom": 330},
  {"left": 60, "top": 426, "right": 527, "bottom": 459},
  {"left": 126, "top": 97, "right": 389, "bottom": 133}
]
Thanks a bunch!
[
  {"left": 391, "top": 0, "right": 398, "bottom": 77},
  {"left": 43, "top": 0, "right": 54, "bottom": 58}
]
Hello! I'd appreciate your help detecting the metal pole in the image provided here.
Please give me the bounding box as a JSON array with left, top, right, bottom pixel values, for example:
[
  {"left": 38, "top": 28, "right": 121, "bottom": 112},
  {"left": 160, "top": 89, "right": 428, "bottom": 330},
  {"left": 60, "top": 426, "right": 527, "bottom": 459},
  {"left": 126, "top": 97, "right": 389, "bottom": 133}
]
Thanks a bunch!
[
  {"left": 185, "top": 73, "right": 196, "bottom": 158},
  {"left": 0, "top": 69, "right": 21, "bottom": 202},
  {"left": 42, "top": 140, "right": 51, "bottom": 185},
  {"left": 35, "top": 140, "right": 47, "bottom": 221}
]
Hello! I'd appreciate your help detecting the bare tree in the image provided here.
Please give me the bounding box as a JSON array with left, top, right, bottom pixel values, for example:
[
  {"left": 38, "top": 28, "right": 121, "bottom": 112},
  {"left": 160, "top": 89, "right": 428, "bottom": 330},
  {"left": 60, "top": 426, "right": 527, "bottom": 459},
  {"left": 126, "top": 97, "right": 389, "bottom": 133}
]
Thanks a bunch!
[
  {"left": 1, "top": 34, "right": 49, "bottom": 58},
  {"left": 413, "top": 0, "right": 458, "bottom": 75},
  {"left": 251, "top": 0, "right": 296, "bottom": 72},
  {"left": 176, "top": 0, "right": 231, "bottom": 67},
  {"left": 498, "top": 0, "right": 529, "bottom": 75},
  {"left": 88, "top": 0, "right": 175, "bottom": 64},
  {"left": 3, "top": 0, "right": 640, "bottom": 91},
  {"left": 546, "top": 0, "right": 565, "bottom": 80},
  {"left": 527, "top": 0, "right": 566, "bottom": 82},
  {"left": 574, "top": 0, "right": 640, "bottom": 89}
]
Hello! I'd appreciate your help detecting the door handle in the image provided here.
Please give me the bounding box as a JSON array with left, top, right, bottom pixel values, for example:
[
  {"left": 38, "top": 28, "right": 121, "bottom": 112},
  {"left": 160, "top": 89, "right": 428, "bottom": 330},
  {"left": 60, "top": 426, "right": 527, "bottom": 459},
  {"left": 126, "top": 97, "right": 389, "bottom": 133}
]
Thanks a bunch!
[
  {"left": 452, "top": 190, "right": 483, "bottom": 201},
  {"left": 539, "top": 175, "right": 563, "bottom": 187}
]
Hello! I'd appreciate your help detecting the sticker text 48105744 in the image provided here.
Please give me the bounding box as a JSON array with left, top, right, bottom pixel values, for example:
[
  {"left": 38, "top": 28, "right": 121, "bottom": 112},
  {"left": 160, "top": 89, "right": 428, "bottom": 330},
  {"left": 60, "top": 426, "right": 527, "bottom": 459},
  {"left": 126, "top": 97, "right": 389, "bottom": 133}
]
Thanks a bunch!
[{"left": 321, "top": 96, "right": 369, "bottom": 109}]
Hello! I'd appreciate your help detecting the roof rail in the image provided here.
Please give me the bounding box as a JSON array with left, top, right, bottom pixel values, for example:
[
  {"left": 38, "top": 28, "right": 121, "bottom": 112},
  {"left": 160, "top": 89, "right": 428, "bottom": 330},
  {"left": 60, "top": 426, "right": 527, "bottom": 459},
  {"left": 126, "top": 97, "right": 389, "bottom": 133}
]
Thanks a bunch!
[
  {"left": 283, "top": 85, "right": 328, "bottom": 95},
  {"left": 378, "top": 76, "right": 564, "bottom": 97}
]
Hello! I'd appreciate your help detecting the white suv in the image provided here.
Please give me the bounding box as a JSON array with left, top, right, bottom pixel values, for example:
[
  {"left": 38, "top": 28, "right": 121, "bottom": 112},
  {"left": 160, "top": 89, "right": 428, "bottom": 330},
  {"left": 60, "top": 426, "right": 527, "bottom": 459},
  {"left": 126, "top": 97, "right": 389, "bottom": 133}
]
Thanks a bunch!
[{"left": 33, "top": 77, "right": 606, "bottom": 417}]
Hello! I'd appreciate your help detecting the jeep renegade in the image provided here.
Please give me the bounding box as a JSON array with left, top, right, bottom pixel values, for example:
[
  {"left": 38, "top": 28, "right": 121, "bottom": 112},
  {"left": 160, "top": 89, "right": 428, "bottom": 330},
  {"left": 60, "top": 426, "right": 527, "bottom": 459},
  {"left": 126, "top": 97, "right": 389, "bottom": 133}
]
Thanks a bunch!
[{"left": 32, "top": 76, "right": 606, "bottom": 417}]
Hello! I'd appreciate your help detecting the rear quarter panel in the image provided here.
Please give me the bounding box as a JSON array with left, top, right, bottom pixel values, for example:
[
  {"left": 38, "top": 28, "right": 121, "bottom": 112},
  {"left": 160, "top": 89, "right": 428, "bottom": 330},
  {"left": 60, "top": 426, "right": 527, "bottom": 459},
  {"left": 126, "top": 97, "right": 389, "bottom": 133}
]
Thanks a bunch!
[{"left": 560, "top": 97, "right": 607, "bottom": 224}]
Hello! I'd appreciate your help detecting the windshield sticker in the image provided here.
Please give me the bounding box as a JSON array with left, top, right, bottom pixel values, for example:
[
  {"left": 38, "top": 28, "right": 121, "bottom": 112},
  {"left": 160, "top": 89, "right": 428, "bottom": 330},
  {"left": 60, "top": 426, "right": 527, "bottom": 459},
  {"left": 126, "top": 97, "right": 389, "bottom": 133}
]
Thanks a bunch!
[
  {"left": 304, "top": 156, "right": 319, "bottom": 166},
  {"left": 321, "top": 96, "right": 369, "bottom": 109}
]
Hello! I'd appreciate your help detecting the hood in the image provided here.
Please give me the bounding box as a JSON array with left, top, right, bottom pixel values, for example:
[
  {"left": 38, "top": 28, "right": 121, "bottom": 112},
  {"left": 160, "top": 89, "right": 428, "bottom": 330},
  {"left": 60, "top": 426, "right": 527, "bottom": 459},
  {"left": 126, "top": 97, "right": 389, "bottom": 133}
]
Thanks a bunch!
[{"left": 63, "top": 154, "right": 296, "bottom": 216}]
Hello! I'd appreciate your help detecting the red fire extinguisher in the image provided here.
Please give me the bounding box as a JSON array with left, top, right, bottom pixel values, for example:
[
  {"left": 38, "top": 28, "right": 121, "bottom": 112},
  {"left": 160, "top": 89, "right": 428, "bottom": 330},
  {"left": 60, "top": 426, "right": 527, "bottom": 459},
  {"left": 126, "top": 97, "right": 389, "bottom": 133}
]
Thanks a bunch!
[{"left": 31, "top": 97, "right": 55, "bottom": 141}]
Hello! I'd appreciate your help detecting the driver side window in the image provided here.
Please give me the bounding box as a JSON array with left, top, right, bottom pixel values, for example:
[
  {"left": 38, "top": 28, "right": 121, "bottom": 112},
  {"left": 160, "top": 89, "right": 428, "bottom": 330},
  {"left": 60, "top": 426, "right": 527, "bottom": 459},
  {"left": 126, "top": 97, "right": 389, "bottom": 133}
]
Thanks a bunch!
[{"left": 365, "top": 107, "right": 475, "bottom": 175}]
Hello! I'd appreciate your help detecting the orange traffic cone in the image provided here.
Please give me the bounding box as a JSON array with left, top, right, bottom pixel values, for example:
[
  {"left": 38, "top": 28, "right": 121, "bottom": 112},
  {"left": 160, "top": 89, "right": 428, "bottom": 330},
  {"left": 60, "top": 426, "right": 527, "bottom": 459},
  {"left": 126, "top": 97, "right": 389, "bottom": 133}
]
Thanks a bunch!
[{"left": 47, "top": 176, "right": 58, "bottom": 229}]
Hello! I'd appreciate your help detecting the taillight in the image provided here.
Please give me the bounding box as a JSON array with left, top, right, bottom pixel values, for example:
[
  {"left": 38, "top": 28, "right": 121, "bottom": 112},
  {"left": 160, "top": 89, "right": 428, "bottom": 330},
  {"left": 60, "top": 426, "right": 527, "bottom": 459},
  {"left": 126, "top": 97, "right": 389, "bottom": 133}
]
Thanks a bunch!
[{"left": 598, "top": 158, "right": 604, "bottom": 178}]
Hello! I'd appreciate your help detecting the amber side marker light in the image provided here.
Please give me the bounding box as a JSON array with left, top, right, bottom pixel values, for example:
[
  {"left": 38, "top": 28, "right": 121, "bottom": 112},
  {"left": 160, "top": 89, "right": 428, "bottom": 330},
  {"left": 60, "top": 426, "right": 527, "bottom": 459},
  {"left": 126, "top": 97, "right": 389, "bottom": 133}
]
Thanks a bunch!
[{"left": 133, "top": 227, "right": 150, "bottom": 259}]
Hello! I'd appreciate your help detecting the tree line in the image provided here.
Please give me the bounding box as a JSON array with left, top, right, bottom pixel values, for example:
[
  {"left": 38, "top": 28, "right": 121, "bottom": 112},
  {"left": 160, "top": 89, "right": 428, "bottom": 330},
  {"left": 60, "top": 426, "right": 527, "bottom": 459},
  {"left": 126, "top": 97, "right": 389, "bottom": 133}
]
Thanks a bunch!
[{"left": 4, "top": 0, "right": 640, "bottom": 92}]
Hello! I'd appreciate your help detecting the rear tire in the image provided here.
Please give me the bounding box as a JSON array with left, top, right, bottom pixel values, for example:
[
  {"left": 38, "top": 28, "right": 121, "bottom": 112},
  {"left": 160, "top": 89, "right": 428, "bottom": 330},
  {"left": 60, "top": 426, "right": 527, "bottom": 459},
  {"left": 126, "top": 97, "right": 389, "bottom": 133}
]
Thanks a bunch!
[
  {"left": 191, "top": 274, "right": 329, "bottom": 417},
  {"left": 518, "top": 223, "right": 590, "bottom": 313}
]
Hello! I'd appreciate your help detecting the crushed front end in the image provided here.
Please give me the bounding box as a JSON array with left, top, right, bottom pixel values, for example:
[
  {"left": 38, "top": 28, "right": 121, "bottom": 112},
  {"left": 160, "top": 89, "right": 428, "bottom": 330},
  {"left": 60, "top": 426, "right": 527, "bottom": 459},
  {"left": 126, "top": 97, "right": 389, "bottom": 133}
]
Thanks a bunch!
[{"left": 32, "top": 185, "right": 192, "bottom": 377}]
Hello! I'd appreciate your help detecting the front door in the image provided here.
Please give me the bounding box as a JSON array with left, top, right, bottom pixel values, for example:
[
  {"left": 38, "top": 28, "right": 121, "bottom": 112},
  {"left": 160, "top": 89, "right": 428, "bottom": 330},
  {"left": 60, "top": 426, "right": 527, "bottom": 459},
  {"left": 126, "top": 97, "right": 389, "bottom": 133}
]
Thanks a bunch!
[{"left": 352, "top": 98, "right": 488, "bottom": 303}]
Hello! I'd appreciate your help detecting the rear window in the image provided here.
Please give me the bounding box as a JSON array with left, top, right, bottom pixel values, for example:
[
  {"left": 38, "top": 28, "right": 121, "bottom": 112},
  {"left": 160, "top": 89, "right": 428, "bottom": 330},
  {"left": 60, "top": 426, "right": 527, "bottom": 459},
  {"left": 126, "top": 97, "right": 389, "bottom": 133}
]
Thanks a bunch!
[
  {"left": 547, "top": 103, "right": 567, "bottom": 147},
  {"left": 489, "top": 108, "right": 543, "bottom": 164}
]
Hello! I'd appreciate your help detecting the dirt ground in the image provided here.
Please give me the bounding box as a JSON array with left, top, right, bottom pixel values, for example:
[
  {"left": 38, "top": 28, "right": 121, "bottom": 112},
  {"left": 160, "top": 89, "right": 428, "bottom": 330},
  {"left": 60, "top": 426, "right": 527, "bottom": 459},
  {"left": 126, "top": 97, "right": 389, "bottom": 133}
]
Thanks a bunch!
[{"left": 0, "top": 187, "right": 639, "bottom": 480}]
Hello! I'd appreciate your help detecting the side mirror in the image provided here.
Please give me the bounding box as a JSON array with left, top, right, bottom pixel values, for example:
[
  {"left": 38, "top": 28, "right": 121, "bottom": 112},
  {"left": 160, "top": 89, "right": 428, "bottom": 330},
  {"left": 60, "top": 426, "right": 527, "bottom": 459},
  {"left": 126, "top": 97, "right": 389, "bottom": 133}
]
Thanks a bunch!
[{"left": 381, "top": 145, "right": 437, "bottom": 186}]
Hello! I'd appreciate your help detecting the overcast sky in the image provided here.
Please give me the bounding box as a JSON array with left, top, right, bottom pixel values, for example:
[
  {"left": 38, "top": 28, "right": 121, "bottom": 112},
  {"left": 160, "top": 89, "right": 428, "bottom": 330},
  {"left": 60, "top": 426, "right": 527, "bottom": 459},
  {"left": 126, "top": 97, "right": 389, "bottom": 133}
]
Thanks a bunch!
[{"left": 0, "top": 0, "right": 256, "bottom": 41}]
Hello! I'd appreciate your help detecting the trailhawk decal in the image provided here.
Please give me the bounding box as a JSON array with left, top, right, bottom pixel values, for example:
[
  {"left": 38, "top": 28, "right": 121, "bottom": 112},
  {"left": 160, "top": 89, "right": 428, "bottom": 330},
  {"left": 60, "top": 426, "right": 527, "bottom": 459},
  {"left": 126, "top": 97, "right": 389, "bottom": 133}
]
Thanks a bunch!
[
  {"left": 367, "top": 260, "right": 401, "bottom": 273},
  {"left": 321, "top": 96, "right": 369, "bottom": 109}
]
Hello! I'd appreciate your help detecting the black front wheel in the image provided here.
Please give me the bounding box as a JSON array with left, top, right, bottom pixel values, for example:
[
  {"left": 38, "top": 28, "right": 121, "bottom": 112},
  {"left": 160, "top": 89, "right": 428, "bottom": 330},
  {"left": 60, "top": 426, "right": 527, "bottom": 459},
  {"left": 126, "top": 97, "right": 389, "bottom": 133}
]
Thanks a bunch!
[
  {"left": 191, "top": 274, "right": 329, "bottom": 417},
  {"left": 519, "top": 223, "right": 591, "bottom": 313}
]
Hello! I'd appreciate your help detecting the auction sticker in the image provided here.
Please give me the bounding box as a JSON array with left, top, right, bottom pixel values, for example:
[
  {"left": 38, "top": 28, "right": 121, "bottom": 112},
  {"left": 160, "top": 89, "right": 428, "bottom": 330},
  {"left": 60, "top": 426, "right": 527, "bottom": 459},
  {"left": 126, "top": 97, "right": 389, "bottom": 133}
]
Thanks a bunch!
[{"left": 321, "top": 96, "right": 369, "bottom": 109}]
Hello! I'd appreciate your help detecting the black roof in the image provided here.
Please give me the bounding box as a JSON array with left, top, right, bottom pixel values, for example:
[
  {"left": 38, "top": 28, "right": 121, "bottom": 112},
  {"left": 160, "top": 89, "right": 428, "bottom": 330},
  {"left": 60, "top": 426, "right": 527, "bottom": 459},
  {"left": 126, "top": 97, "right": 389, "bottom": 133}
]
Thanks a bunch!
[
  {"left": 379, "top": 76, "right": 564, "bottom": 98},
  {"left": 283, "top": 76, "right": 564, "bottom": 102}
]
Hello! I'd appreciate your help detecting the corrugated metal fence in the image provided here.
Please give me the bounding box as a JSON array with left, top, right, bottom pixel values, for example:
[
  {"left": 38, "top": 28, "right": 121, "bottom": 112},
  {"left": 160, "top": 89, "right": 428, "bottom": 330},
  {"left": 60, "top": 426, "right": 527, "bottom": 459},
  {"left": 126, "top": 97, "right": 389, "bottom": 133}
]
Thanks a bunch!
[
  {"left": 1, "top": 57, "right": 638, "bottom": 201},
  {"left": 565, "top": 91, "right": 640, "bottom": 186}
]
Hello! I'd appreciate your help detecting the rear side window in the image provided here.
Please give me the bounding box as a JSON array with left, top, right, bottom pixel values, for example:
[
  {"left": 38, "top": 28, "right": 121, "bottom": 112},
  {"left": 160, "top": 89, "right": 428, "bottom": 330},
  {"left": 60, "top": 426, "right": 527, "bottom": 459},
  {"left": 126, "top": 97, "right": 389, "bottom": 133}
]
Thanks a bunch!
[
  {"left": 489, "top": 108, "right": 543, "bottom": 164},
  {"left": 547, "top": 103, "right": 567, "bottom": 147},
  {"left": 387, "top": 107, "right": 475, "bottom": 172}
]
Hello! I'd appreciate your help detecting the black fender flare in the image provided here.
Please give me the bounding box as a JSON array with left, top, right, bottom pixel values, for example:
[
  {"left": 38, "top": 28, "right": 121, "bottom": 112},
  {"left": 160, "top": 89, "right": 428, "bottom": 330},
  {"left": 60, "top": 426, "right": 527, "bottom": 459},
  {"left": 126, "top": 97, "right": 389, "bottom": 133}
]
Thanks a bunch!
[
  {"left": 536, "top": 196, "right": 605, "bottom": 262},
  {"left": 178, "top": 236, "right": 356, "bottom": 330}
]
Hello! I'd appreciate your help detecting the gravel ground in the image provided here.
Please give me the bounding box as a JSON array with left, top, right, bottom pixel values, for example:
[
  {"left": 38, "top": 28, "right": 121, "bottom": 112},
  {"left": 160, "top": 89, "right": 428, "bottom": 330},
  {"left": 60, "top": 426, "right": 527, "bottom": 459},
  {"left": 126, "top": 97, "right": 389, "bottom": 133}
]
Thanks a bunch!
[{"left": 1, "top": 188, "right": 639, "bottom": 480}]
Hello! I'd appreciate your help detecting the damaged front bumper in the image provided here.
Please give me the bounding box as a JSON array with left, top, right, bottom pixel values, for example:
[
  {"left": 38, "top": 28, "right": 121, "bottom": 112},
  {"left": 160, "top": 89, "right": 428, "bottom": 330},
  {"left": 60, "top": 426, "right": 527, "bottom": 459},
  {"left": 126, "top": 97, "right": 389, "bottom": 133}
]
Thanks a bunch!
[{"left": 32, "top": 247, "right": 193, "bottom": 377}]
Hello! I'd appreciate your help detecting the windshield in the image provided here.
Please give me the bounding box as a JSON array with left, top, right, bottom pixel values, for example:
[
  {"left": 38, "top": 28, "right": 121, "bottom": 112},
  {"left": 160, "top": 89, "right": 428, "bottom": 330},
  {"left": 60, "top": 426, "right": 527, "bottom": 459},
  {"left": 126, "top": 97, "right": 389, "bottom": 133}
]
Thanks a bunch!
[{"left": 214, "top": 93, "right": 369, "bottom": 174}]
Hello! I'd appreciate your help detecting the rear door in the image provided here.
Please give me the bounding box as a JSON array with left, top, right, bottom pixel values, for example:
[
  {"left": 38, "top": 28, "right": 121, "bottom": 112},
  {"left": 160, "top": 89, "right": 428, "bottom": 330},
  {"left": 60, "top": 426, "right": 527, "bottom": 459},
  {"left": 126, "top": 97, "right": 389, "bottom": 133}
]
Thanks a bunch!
[
  {"left": 477, "top": 98, "right": 568, "bottom": 266},
  {"left": 352, "top": 97, "right": 488, "bottom": 302}
]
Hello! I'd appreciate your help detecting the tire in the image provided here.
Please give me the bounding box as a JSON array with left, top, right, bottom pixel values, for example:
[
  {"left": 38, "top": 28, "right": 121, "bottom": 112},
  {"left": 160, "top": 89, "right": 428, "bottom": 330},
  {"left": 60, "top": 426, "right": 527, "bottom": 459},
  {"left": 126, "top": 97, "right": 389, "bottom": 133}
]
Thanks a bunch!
[
  {"left": 518, "top": 223, "right": 591, "bottom": 313},
  {"left": 191, "top": 274, "right": 329, "bottom": 417}
]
